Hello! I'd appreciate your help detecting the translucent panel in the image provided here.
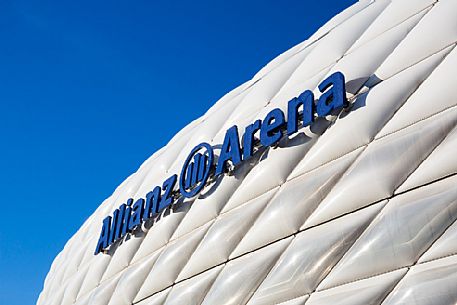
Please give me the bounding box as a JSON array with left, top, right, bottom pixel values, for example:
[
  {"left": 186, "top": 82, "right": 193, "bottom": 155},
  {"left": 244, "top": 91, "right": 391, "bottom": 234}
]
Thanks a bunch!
[
  {"left": 348, "top": 0, "right": 436, "bottom": 52},
  {"left": 248, "top": 202, "right": 384, "bottom": 305},
  {"left": 259, "top": 44, "right": 322, "bottom": 103},
  {"left": 60, "top": 238, "right": 88, "bottom": 285},
  {"left": 171, "top": 153, "right": 260, "bottom": 240},
  {"left": 107, "top": 250, "right": 162, "bottom": 305},
  {"left": 252, "top": 39, "right": 310, "bottom": 82},
  {"left": 293, "top": 48, "right": 446, "bottom": 175},
  {"left": 333, "top": 10, "right": 427, "bottom": 97},
  {"left": 48, "top": 286, "right": 65, "bottom": 305},
  {"left": 60, "top": 267, "right": 88, "bottom": 305},
  {"left": 318, "top": 175, "right": 457, "bottom": 290},
  {"left": 100, "top": 232, "right": 145, "bottom": 282},
  {"left": 177, "top": 189, "right": 275, "bottom": 281},
  {"left": 273, "top": 295, "right": 309, "bottom": 305},
  {"left": 374, "top": 0, "right": 457, "bottom": 81},
  {"left": 131, "top": 199, "right": 192, "bottom": 264},
  {"left": 383, "top": 255, "right": 457, "bottom": 305},
  {"left": 134, "top": 223, "right": 211, "bottom": 302},
  {"left": 201, "top": 238, "right": 292, "bottom": 305},
  {"left": 398, "top": 125, "right": 457, "bottom": 193},
  {"left": 77, "top": 237, "right": 101, "bottom": 272},
  {"left": 268, "top": 66, "right": 331, "bottom": 112},
  {"left": 168, "top": 91, "right": 249, "bottom": 173},
  {"left": 76, "top": 254, "right": 111, "bottom": 299},
  {"left": 419, "top": 217, "right": 457, "bottom": 263},
  {"left": 73, "top": 292, "right": 90, "bottom": 305},
  {"left": 203, "top": 79, "right": 253, "bottom": 118},
  {"left": 155, "top": 129, "right": 200, "bottom": 173},
  {"left": 306, "top": 0, "right": 373, "bottom": 44},
  {"left": 220, "top": 48, "right": 313, "bottom": 130},
  {"left": 222, "top": 133, "right": 318, "bottom": 212},
  {"left": 135, "top": 288, "right": 171, "bottom": 305},
  {"left": 164, "top": 266, "right": 223, "bottom": 305},
  {"left": 87, "top": 275, "right": 120, "bottom": 305},
  {"left": 304, "top": 108, "right": 457, "bottom": 228},
  {"left": 231, "top": 149, "right": 362, "bottom": 258},
  {"left": 377, "top": 45, "right": 457, "bottom": 138},
  {"left": 306, "top": 269, "right": 406, "bottom": 305},
  {"left": 289, "top": 0, "right": 389, "bottom": 81},
  {"left": 38, "top": 2, "right": 457, "bottom": 305}
]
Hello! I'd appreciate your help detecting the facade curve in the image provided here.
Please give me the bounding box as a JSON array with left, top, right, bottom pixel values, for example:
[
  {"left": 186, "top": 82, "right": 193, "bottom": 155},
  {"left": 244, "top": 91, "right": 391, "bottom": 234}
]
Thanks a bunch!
[{"left": 38, "top": 1, "right": 457, "bottom": 305}]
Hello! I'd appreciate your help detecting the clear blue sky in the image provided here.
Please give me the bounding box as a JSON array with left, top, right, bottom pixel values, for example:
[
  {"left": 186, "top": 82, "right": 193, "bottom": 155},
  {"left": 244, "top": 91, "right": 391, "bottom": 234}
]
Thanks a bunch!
[{"left": 0, "top": 0, "right": 355, "bottom": 304}]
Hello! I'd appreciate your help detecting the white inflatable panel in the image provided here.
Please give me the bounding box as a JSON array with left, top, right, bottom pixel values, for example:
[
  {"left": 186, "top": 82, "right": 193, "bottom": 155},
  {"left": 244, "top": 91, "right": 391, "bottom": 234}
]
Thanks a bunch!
[
  {"left": 335, "top": 9, "right": 428, "bottom": 96},
  {"left": 304, "top": 107, "right": 457, "bottom": 228},
  {"left": 382, "top": 255, "right": 457, "bottom": 305},
  {"left": 418, "top": 219, "right": 457, "bottom": 264},
  {"left": 319, "top": 175, "right": 457, "bottom": 290},
  {"left": 272, "top": 295, "right": 309, "bottom": 305},
  {"left": 163, "top": 266, "right": 223, "bottom": 305},
  {"left": 171, "top": 155, "right": 259, "bottom": 240},
  {"left": 177, "top": 189, "right": 275, "bottom": 281},
  {"left": 307, "top": 269, "right": 406, "bottom": 305},
  {"left": 231, "top": 149, "right": 362, "bottom": 258},
  {"left": 377, "top": 45, "right": 457, "bottom": 138},
  {"left": 248, "top": 202, "right": 384, "bottom": 305},
  {"left": 294, "top": 48, "right": 446, "bottom": 175},
  {"left": 222, "top": 135, "right": 317, "bottom": 212},
  {"left": 348, "top": 0, "right": 436, "bottom": 52},
  {"left": 398, "top": 125, "right": 457, "bottom": 193},
  {"left": 106, "top": 250, "right": 162, "bottom": 305},
  {"left": 306, "top": 0, "right": 373, "bottom": 45},
  {"left": 374, "top": 0, "right": 457, "bottom": 81},
  {"left": 131, "top": 199, "right": 193, "bottom": 264},
  {"left": 133, "top": 223, "right": 210, "bottom": 302},
  {"left": 135, "top": 288, "right": 170, "bottom": 305},
  {"left": 87, "top": 275, "right": 121, "bottom": 305},
  {"left": 38, "top": 2, "right": 457, "bottom": 305},
  {"left": 200, "top": 239, "right": 291, "bottom": 305},
  {"left": 291, "top": 0, "right": 390, "bottom": 81}
]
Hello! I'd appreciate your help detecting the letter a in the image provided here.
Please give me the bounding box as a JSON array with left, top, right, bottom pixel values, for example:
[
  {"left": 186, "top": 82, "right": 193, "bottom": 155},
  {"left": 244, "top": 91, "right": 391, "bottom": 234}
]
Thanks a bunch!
[
  {"left": 216, "top": 125, "right": 242, "bottom": 175},
  {"left": 316, "top": 72, "right": 348, "bottom": 117}
]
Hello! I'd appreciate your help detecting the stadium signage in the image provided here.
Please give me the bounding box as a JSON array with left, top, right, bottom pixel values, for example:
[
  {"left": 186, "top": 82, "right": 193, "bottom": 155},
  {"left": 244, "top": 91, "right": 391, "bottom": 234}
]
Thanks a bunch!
[{"left": 95, "top": 72, "right": 348, "bottom": 254}]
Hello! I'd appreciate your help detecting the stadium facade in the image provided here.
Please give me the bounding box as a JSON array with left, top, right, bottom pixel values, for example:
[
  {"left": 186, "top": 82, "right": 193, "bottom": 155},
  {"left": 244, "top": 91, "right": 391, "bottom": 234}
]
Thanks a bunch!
[{"left": 38, "top": 0, "right": 457, "bottom": 304}]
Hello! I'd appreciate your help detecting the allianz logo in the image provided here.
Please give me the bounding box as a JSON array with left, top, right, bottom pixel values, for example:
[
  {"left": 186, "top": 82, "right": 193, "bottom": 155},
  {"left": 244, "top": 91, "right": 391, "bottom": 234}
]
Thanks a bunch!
[{"left": 95, "top": 72, "right": 348, "bottom": 255}]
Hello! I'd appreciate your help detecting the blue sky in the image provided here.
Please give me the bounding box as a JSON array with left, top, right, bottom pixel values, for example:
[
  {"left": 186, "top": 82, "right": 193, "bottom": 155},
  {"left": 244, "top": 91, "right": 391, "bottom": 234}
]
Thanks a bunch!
[{"left": 0, "top": 0, "right": 355, "bottom": 304}]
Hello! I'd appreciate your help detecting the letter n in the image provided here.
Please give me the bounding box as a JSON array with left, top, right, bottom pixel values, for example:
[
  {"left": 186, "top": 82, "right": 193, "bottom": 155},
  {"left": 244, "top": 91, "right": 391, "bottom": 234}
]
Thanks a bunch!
[{"left": 287, "top": 90, "right": 314, "bottom": 135}]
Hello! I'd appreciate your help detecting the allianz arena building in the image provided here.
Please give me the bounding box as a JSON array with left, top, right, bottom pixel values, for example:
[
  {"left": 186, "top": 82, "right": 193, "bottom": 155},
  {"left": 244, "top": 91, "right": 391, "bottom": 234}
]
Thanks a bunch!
[{"left": 38, "top": 1, "right": 457, "bottom": 305}]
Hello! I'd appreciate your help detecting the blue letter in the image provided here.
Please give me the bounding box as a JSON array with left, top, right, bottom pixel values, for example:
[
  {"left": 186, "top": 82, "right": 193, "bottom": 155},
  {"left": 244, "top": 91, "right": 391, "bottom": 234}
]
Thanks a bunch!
[
  {"left": 243, "top": 120, "right": 261, "bottom": 160},
  {"left": 316, "top": 72, "right": 348, "bottom": 117},
  {"left": 260, "top": 108, "right": 285, "bottom": 147},
  {"left": 144, "top": 186, "right": 161, "bottom": 219},
  {"left": 287, "top": 90, "right": 314, "bottom": 135},
  {"left": 129, "top": 198, "right": 145, "bottom": 231},
  {"left": 94, "top": 216, "right": 111, "bottom": 254},
  {"left": 216, "top": 125, "right": 242, "bottom": 175},
  {"left": 121, "top": 199, "right": 133, "bottom": 237},
  {"left": 159, "top": 174, "right": 177, "bottom": 212},
  {"left": 116, "top": 204, "right": 127, "bottom": 240},
  {"left": 108, "top": 205, "right": 125, "bottom": 244}
]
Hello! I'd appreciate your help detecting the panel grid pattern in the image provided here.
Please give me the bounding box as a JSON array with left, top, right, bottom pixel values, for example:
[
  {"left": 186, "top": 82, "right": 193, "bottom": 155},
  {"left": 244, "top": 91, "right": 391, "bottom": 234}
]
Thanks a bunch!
[{"left": 38, "top": 1, "right": 457, "bottom": 304}]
